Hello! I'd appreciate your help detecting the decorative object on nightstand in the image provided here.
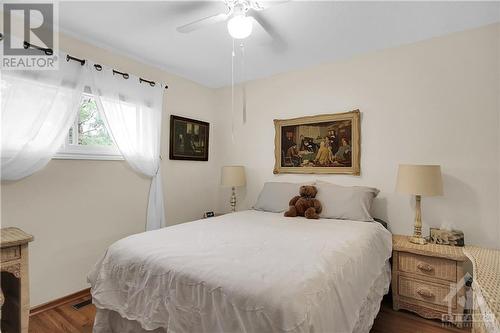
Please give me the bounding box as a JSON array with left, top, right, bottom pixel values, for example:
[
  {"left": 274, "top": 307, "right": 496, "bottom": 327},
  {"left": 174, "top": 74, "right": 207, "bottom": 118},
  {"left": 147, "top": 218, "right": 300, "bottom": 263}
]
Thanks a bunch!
[
  {"left": 221, "top": 166, "right": 246, "bottom": 212},
  {"left": 396, "top": 164, "right": 443, "bottom": 245},
  {"left": 392, "top": 234, "right": 468, "bottom": 327},
  {"left": 204, "top": 211, "right": 216, "bottom": 218},
  {"left": 203, "top": 212, "right": 226, "bottom": 219},
  {"left": 429, "top": 228, "right": 465, "bottom": 246},
  {"left": 0, "top": 227, "right": 34, "bottom": 333}
]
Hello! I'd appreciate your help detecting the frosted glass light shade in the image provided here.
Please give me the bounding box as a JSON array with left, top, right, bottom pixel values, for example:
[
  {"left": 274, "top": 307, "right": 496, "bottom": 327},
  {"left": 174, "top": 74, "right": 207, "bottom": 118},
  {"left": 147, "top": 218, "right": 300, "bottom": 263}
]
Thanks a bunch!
[
  {"left": 221, "top": 166, "right": 246, "bottom": 187},
  {"left": 227, "top": 14, "right": 253, "bottom": 39},
  {"left": 396, "top": 164, "right": 443, "bottom": 196}
]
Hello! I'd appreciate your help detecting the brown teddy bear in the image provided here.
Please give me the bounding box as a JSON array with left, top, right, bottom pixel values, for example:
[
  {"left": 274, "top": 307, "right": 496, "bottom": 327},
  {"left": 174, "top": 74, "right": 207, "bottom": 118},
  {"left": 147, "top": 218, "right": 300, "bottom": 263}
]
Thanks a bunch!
[{"left": 284, "top": 185, "right": 322, "bottom": 219}]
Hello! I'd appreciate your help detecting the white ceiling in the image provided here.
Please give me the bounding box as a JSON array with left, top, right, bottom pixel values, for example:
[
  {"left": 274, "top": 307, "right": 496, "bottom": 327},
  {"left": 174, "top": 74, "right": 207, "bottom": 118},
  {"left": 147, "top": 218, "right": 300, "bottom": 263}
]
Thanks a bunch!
[{"left": 58, "top": 1, "right": 500, "bottom": 88}]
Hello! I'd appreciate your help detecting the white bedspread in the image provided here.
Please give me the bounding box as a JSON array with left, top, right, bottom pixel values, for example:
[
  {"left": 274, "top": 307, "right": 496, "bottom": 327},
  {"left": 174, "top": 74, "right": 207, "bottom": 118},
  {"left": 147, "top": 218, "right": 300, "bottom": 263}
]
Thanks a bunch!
[{"left": 88, "top": 210, "right": 392, "bottom": 333}]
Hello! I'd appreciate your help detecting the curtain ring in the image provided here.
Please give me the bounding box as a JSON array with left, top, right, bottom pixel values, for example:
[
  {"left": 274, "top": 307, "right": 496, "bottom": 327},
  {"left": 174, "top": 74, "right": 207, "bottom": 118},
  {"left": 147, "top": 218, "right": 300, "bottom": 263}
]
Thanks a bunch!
[
  {"left": 94, "top": 64, "right": 102, "bottom": 71},
  {"left": 113, "top": 69, "right": 129, "bottom": 79},
  {"left": 66, "top": 54, "right": 85, "bottom": 65},
  {"left": 139, "top": 77, "right": 156, "bottom": 87}
]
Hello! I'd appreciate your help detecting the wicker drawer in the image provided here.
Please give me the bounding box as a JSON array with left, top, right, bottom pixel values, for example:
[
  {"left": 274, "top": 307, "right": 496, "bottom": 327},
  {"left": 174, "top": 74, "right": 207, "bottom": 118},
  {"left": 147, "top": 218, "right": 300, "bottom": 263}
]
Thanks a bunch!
[
  {"left": 399, "top": 252, "right": 456, "bottom": 282},
  {"left": 0, "top": 246, "right": 20, "bottom": 262},
  {"left": 399, "top": 276, "right": 456, "bottom": 308}
]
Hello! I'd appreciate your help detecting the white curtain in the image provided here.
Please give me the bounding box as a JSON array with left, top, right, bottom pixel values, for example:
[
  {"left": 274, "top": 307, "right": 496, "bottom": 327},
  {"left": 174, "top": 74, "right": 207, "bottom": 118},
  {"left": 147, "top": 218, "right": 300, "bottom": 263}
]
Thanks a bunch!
[
  {"left": 88, "top": 63, "right": 165, "bottom": 230},
  {"left": 1, "top": 56, "right": 87, "bottom": 180}
]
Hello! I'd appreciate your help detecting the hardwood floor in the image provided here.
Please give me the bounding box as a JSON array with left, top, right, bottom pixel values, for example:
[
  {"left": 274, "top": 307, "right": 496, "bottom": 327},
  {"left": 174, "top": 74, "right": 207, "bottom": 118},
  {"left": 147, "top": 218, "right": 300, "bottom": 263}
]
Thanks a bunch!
[
  {"left": 371, "top": 299, "right": 471, "bottom": 333},
  {"left": 27, "top": 294, "right": 470, "bottom": 333},
  {"left": 29, "top": 295, "right": 95, "bottom": 333}
]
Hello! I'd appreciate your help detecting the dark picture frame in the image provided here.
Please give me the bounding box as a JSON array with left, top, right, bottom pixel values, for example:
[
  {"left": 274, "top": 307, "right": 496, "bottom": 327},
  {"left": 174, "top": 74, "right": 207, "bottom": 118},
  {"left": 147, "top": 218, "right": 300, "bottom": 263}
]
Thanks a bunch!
[{"left": 169, "top": 115, "right": 209, "bottom": 161}]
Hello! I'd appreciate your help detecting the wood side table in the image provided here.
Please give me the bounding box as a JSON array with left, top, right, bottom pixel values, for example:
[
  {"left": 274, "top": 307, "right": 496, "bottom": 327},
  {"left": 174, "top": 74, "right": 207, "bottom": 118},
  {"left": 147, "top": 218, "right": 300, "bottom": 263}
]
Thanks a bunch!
[
  {"left": 0, "top": 227, "right": 34, "bottom": 333},
  {"left": 392, "top": 234, "right": 468, "bottom": 327}
]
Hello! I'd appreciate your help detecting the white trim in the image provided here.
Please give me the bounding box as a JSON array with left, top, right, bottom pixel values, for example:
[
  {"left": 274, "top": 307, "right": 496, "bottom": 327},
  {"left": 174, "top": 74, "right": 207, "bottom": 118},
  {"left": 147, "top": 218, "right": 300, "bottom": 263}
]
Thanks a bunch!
[
  {"left": 55, "top": 143, "right": 123, "bottom": 161},
  {"left": 53, "top": 152, "right": 124, "bottom": 161}
]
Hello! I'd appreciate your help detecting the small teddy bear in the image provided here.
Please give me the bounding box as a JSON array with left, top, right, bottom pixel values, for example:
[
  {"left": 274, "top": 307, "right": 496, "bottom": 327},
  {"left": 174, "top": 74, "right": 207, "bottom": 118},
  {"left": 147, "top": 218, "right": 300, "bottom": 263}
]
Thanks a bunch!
[{"left": 284, "top": 185, "right": 322, "bottom": 219}]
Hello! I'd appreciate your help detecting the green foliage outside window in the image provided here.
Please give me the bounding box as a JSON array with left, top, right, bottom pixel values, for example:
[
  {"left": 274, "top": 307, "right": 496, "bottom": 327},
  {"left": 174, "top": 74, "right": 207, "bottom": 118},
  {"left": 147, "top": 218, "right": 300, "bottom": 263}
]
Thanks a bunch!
[{"left": 77, "top": 97, "right": 113, "bottom": 146}]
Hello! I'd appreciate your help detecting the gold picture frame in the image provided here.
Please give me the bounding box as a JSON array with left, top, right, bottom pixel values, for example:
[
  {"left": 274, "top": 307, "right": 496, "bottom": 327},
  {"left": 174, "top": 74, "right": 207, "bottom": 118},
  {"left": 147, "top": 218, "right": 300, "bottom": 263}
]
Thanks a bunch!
[{"left": 273, "top": 110, "right": 360, "bottom": 175}]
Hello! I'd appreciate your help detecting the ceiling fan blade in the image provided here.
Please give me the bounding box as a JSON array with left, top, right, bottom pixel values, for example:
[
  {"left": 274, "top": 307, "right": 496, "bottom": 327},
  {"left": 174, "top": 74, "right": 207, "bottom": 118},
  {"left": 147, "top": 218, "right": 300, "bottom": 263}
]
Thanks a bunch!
[
  {"left": 176, "top": 12, "right": 229, "bottom": 33},
  {"left": 251, "top": 1, "right": 290, "bottom": 11},
  {"left": 249, "top": 10, "right": 287, "bottom": 51},
  {"left": 169, "top": 2, "right": 220, "bottom": 16}
]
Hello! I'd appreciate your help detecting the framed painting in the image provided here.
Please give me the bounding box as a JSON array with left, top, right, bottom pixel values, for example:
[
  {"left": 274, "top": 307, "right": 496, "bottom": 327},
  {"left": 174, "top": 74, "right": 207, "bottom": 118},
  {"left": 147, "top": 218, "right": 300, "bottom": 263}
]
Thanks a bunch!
[
  {"left": 169, "top": 115, "right": 209, "bottom": 161},
  {"left": 273, "top": 110, "right": 360, "bottom": 175}
]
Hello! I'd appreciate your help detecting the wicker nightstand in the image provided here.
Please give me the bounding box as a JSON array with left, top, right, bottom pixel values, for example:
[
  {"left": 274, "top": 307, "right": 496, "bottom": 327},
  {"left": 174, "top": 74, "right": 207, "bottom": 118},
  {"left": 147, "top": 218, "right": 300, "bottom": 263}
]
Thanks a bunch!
[{"left": 392, "top": 234, "right": 468, "bottom": 327}]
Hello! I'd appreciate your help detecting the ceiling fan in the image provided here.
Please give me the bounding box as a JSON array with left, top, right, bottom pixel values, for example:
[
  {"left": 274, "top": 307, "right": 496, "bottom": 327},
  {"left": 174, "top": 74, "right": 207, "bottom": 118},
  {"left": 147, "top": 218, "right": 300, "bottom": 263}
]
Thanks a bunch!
[{"left": 176, "top": 0, "right": 288, "bottom": 40}]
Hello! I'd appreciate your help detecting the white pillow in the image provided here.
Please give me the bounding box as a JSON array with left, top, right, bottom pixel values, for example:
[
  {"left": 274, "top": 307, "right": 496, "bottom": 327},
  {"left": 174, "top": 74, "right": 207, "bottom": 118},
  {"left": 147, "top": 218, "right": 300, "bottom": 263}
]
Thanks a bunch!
[
  {"left": 254, "top": 182, "right": 312, "bottom": 213},
  {"left": 315, "top": 181, "right": 379, "bottom": 222}
]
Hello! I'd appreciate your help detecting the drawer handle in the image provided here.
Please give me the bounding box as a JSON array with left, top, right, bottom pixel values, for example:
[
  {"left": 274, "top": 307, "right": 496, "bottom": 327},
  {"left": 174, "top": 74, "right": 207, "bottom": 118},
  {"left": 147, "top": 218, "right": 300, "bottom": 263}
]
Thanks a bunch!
[
  {"left": 417, "top": 288, "right": 435, "bottom": 298},
  {"left": 417, "top": 263, "right": 434, "bottom": 272}
]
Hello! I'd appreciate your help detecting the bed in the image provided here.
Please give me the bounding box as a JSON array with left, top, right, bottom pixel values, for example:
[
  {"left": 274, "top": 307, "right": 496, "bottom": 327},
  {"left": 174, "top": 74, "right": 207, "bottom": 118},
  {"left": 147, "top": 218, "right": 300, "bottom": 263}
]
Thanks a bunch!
[{"left": 88, "top": 210, "right": 392, "bottom": 333}]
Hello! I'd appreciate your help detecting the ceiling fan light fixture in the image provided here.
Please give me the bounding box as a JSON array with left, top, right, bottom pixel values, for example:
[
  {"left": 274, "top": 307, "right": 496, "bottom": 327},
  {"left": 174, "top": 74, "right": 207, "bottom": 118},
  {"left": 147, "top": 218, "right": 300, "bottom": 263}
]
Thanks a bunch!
[{"left": 227, "top": 14, "right": 253, "bottom": 39}]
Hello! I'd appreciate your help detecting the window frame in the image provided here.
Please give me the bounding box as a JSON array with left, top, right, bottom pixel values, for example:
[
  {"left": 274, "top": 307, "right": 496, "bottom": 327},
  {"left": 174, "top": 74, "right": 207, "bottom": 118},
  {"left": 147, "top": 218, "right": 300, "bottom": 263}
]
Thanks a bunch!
[{"left": 54, "top": 92, "right": 123, "bottom": 161}]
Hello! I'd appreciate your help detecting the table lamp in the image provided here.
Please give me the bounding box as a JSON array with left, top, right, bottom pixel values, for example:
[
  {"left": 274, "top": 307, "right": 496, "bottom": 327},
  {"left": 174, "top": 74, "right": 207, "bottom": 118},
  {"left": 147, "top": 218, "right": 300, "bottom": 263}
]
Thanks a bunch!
[
  {"left": 396, "top": 164, "right": 443, "bottom": 245},
  {"left": 221, "top": 166, "right": 246, "bottom": 212}
]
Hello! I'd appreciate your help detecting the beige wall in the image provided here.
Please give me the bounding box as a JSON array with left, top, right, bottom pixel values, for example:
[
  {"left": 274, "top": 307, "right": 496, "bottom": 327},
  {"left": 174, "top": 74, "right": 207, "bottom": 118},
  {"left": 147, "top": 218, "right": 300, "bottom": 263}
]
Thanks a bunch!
[
  {"left": 1, "top": 33, "right": 219, "bottom": 306},
  {"left": 215, "top": 24, "right": 500, "bottom": 249}
]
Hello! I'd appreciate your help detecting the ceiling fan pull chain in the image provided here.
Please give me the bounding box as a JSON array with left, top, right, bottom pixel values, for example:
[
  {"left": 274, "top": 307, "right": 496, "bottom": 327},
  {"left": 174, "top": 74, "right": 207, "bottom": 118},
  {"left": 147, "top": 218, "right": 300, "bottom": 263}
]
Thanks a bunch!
[
  {"left": 240, "top": 41, "right": 247, "bottom": 124},
  {"left": 231, "top": 38, "right": 236, "bottom": 143}
]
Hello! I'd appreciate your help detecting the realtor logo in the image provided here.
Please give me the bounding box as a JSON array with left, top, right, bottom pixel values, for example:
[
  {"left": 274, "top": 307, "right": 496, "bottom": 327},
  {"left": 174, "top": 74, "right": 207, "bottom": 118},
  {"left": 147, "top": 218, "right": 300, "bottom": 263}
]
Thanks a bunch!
[
  {"left": 440, "top": 272, "right": 472, "bottom": 327},
  {"left": 2, "top": 2, "right": 58, "bottom": 69},
  {"left": 442, "top": 272, "right": 496, "bottom": 329}
]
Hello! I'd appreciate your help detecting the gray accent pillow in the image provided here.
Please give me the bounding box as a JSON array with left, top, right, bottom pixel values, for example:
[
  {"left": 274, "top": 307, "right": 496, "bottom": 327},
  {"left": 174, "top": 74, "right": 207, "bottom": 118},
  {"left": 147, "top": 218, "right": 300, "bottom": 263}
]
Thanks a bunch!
[
  {"left": 315, "top": 182, "right": 379, "bottom": 222},
  {"left": 254, "top": 182, "right": 309, "bottom": 213}
]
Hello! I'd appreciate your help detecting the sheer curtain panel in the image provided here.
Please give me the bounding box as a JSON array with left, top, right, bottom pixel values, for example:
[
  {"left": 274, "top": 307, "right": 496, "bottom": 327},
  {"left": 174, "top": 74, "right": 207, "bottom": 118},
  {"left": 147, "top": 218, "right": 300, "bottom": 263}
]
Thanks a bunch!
[
  {"left": 89, "top": 63, "right": 165, "bottom": 230},
  {"left": 1, "top": 56, "right": 87, "bottom": 180}
]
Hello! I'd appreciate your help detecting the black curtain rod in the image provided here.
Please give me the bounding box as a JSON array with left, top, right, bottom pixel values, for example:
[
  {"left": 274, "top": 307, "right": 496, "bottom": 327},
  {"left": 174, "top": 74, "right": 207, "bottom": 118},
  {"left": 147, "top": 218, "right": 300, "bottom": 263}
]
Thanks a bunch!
[
  {"left": 66, "top": 54, "right": 85, "bottom": 66},
  {"left": 66, "top": 53, "right": 169, "bottom": 90},
  {"left": 19, "top": 39, "right": 168, "bottom": 90},
  {"left": 139, "top": 77, "right": 156, "bottom": 87},
  {"left": 112, "top": 69, "right": 129, "bottom": 79},
  {"left": 24, "top": 41, "right": 53, "bottom": 56}
]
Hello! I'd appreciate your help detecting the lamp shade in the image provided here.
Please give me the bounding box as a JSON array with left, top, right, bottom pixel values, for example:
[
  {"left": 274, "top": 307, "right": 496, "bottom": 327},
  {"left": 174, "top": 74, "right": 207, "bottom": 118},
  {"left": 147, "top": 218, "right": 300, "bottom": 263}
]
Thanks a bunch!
[
  {"left": 221, "top": 166, "right": 246, "bottom": 187},
  {"left": 396, "top": 164, "right": 443, "bottom": 196}
]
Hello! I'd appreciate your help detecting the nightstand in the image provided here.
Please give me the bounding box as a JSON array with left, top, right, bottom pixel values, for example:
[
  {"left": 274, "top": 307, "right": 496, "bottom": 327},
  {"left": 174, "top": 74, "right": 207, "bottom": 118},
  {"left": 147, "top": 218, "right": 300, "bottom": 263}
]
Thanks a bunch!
[
  {"left": 1, "top": 227, "right": 34, "bottom": 333},
  {"left": 391, "top": 234, "right": 468, "bottom": 327}
]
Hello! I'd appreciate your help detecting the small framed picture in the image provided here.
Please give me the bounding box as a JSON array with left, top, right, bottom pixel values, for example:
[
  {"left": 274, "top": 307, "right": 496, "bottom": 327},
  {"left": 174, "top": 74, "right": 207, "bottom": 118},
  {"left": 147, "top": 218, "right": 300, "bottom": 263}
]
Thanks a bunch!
[{"left": 169, "top": 115, "right": 209, "bottom": 161}]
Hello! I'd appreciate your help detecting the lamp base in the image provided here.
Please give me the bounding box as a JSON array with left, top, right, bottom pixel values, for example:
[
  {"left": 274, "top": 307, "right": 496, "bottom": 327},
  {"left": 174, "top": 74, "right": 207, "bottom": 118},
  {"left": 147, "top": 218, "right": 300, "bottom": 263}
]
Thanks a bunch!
[
  {"left": 230, "top": 186, "right": 236, "bottom": 212},
  {"left": 409, "top": 195, "right": 427, "bottom": 245},
  {"left": 409, "top": 236, "right": 427, "bottom": 245}
]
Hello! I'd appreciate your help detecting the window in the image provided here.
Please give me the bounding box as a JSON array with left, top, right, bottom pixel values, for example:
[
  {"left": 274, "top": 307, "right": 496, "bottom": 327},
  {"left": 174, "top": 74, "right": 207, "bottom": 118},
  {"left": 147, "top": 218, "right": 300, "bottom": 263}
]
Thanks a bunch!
[{"left": 55, "top": 94, "right": 123, "bottom": 160}]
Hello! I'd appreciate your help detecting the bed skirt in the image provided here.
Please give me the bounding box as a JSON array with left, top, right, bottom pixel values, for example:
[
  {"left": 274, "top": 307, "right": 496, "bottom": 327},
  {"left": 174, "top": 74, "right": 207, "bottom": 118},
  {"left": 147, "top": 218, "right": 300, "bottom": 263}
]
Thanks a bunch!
[{"left": 92, "top": 262, "right": 391, "bottom": 333}]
